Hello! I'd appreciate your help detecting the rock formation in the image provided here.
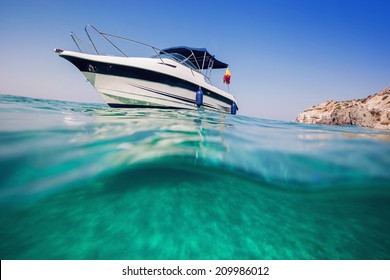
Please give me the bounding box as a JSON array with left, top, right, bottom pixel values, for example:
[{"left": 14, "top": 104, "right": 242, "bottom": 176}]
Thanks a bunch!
[{"left": 296, "top": 87, "right": 390, "bottom": 129}]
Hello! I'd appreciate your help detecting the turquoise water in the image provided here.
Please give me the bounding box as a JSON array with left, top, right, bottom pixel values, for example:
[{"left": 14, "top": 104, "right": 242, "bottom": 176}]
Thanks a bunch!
[{"left": 0, "top": 94, "right": 389, "bottom": 259}]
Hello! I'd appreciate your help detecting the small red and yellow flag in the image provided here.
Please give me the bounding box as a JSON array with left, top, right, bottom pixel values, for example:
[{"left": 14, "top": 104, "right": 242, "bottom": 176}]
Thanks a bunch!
[{"left": 223, "top": 69, "right": 231, "bottom": 85}]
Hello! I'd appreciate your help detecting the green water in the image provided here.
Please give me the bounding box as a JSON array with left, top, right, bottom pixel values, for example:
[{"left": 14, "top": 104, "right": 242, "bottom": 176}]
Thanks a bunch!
[{"left": 0, "top": 94, "right": 389, "bottom": 259}]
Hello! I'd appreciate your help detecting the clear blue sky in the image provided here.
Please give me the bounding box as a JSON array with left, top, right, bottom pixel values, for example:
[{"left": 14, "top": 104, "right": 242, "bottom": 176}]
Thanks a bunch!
[{"left": 1, "top": 0, "right": 389, "bottom": 120}]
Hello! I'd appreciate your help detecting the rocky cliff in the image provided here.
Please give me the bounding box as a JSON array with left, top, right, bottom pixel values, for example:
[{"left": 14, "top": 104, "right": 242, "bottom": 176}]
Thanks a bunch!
[{"left": 296, "top": 87, "right": 390, "bottom": 129}]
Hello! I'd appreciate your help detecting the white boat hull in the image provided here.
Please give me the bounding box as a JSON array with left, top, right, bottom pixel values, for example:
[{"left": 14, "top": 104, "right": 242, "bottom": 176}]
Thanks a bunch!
[
  {"left": 84, "top": 72, "right": 206, "bottom": 110},
  {"left": 59, "top": 51, "right": 238, "bottom": 114}
]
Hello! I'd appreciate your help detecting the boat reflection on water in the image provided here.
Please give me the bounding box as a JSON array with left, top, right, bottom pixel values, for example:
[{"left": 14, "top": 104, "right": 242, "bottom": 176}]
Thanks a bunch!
[{"left": 91, "top": 107, "right": 232, "bottom": 167}]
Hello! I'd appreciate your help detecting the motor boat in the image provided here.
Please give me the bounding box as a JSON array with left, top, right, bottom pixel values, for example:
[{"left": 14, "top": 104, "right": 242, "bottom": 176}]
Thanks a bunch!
[{"left": 55, "top": 25, "right": 239, "bottom": 114}]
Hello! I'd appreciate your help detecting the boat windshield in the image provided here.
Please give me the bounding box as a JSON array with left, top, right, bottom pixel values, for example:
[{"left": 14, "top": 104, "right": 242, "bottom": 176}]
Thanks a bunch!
[{"left": 154, "top": 53, "right": 197, "bottom": 70}]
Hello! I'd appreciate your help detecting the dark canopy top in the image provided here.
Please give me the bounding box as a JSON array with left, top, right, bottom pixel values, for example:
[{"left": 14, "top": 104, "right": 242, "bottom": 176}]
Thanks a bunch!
[{"left": 160, "top": 46, "right": 228, "bottom": 69}]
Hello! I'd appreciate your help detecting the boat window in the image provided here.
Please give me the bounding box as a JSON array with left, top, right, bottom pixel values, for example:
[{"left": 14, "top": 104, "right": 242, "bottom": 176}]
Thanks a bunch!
[{"left": 153, "top": 53, "right": 198, "bottom": 70}]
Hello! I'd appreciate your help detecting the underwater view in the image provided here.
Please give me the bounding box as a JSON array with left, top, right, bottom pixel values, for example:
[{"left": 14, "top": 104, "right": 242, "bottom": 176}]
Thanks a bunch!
[{"left": 0, "top": 94, "right": 389, "bottom": 259}]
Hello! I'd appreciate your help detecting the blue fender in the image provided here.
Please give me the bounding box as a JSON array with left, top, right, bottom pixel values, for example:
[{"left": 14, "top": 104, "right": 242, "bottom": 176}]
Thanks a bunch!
[
  {"left": 196, "top": 87, "right": 203, "bottom": 107},
  {"left": 231, "top": 102, "right": 237, "bottom": 115}
]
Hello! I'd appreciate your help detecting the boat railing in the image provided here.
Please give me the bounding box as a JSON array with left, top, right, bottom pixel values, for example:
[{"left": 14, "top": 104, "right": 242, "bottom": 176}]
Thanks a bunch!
[{"left": 71, "top": 25, "right": 212, "bottom": 84}]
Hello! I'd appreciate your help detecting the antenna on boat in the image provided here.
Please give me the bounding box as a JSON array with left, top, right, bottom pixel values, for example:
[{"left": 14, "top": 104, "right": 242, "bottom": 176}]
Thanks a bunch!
[
  {"left": 70, "top": 32, "right": 83, "bottom": 53},
  {"left": 85, "top": 25, "right": 100, "bottom": 55}
]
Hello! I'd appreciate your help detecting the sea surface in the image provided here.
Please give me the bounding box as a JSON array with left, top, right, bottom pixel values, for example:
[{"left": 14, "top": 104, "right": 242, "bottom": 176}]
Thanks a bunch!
[{"left": 0, "top": 94, "right": 389, "bottom": 260}]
